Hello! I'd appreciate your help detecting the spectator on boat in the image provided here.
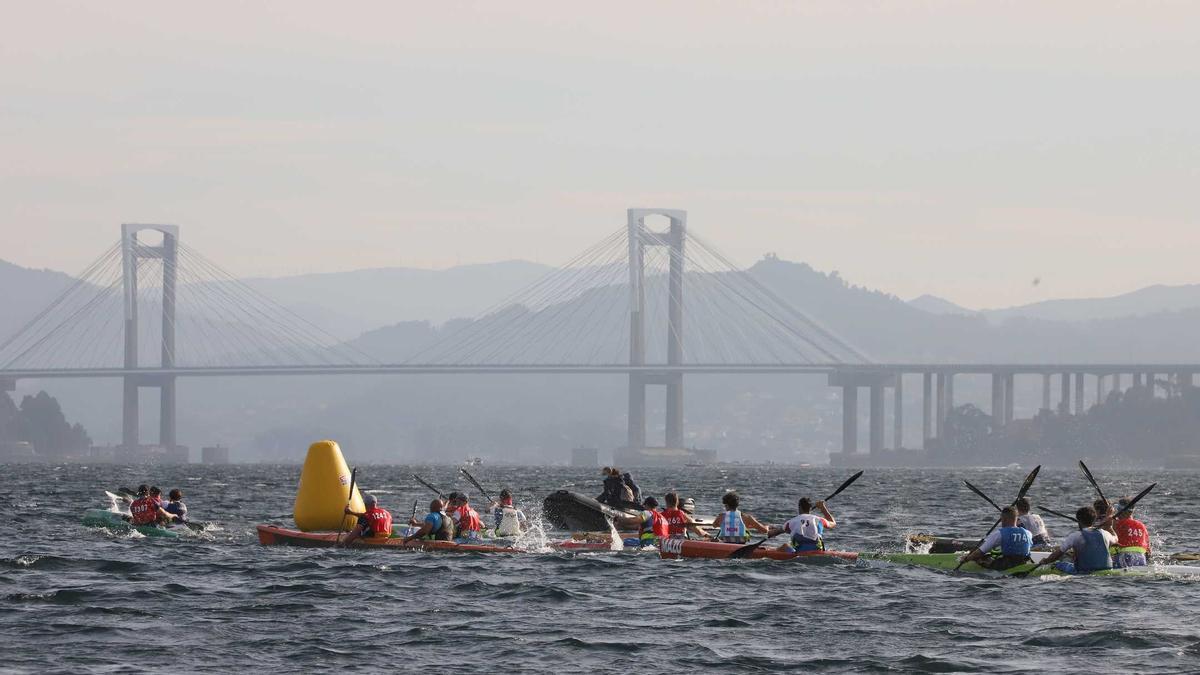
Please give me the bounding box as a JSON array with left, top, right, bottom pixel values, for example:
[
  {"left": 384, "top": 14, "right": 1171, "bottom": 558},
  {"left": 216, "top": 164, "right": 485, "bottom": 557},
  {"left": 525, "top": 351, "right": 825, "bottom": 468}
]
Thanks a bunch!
[
  {"left": 405, "top": 499, "right": 455, "bottom": 543},
  {"left": 1014, "top": 497, "right": 1051, "bottom": 547},
  {"left": 1112, "top": 496, "right": 1151, "bottom": 568},
  {"left": 957, "top": 506, "right": 1033, "bottom": 570},
  {"left": 709, "top": 492, "right": 770, "bottom": 543},
  {"left": 341, "top": 493, "right": 393, "bottom": 547},
  {"left": 597, "top": 467, "right": 635, "bottom": 508}
]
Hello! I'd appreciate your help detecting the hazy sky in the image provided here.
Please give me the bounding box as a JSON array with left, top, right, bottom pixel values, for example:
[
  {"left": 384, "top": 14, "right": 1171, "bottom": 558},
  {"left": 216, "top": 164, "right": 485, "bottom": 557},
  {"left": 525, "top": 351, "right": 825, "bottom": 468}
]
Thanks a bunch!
[{"left": 2, "top": 2, "right": 1197, "bottom": 309}]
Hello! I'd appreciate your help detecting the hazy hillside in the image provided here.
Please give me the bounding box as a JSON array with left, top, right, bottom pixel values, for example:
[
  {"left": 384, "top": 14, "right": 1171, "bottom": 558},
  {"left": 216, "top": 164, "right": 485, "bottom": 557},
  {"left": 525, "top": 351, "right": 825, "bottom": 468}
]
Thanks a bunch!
[
  {"left": 907, "top": 294, "right": 977, "bottom": 316},
  {"left": 0, "top": 260, "right": 78, "bottom": 342},
  {"left": 983, "top": 284, "right": 1200, "bottom": 323}
]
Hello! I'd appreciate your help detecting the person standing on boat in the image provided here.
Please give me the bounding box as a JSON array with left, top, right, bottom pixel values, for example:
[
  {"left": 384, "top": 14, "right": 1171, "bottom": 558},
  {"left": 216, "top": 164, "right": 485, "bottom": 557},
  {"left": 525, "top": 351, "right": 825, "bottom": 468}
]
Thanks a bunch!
[
  {"left": 1013, "top": 497, "right": 1051, "bottom": 548},
  {"left": 448, "top": 492, "right": 483, "bottom": 542},
  {"left": 490, "top": 488, "right": 527, "bottom": 537},
  {"left": 620, "top": 471, "right": 641, "bottom": 506},
  {"left": 163, "top": 489, "right": 188, "bottom": 525},
  {"left": 1038, "top": 506, "right": 1118, "bottom": 574},
  {"left": 768, "top": 497, "right": 835, "bottom": 552},
  {"left": 598, "top": 468, "right": 636, "bottom": 508},
  {"left": 1111, "top": 496, "right": 1151, "bottom": 568},
  {"left": 341, "top": 493, "right": 393, "bottom": 547},
  {"left": 957, "top": 506, "right": 1033, "bottom": 570},
  {"left": 709, "top": 492, "right": 771, "bottom": 543},
  {"left": 661, "top": 492, "right": 709, "bottom": 540},
  {"left": 404, "top": 499, "right": 455, "bottom": 543}
]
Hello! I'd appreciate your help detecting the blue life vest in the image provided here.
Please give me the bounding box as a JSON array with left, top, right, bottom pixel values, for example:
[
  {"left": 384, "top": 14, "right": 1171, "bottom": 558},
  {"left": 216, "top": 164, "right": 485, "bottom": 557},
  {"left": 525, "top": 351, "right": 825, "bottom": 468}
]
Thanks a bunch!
[
  {"left": 999, "top": 526, "right": 1032, "bottom": 557},
  {"left": 1075, "top": 530, "right": 1113, "bottom": 572},
  {"left": 163, "top": 502, "right": 187, "bottom": 522},
  {"left": 720, "top": 510, "right": 747, "bottom": 542}
]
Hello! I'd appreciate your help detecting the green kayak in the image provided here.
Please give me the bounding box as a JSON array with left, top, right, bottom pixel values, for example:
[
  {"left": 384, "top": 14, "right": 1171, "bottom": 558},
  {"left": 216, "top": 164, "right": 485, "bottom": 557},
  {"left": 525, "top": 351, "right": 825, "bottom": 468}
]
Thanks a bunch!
[
  {"left": 870, "top": 552, "right": 1200, "bottom": 578},
  {"left": 81, "top": 509, "right": 182, "bottom": 538}
]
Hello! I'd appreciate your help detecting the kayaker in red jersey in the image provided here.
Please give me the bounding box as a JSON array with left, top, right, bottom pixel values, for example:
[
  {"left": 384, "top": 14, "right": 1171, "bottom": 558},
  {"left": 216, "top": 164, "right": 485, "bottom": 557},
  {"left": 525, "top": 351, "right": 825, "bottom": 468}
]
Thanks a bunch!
[
  {"left": 129, "top": 484, "right": 171, "bottom": 526},
  {"left": 660, "top": 492, "right": 709, "bottom": 540},
  {"left": 341, "top": 493, "right": 393, "bottom": 547},
  {"left": 448, "top": 492, "right": 483, "bottom": 542},
  {"left": 1112, "top": 496, "right": 1151, "bottom": 568}
]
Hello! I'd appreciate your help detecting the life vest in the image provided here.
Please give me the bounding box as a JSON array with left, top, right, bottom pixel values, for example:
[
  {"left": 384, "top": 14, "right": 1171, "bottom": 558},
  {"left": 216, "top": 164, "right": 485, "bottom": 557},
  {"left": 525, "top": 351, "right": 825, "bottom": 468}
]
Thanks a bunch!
[
  {"left": 1074, "top": 529, "right": 1114, "bottom": 572},
  {"left": 164, "top": 501, "right": 187, "bottom": 522},
  {"left": 1115, "top": 517, "right": 1150, "bottom": 554},
  {"left": 662, "top": 507, "right": 689, "bottom": 537},
  {"left": 454, "top": 505, "right": 482, "bottom": 533},
  {"left": 998, "top": 526, "right": 1032, "bottom": 558},
  {"left": 363, "top": 506, "right": 393, "bottom": 537},
  {"left": 424, "top": 512, "right": 455, "bottom": 541},
  {"left": 786, "top": 514, "right": 826, "bottom": 550},
  {"left": 129, "top": 496, "right": 159, "bottom": 525},
  {"left": 720, "top": 510, "right": 748, "bottom": 543},
  {"left": 495, "top": 506, "right": 522, "bottom": 537},
  {"left": 639, "top": 510, "right": 669, "bottom": 542}
]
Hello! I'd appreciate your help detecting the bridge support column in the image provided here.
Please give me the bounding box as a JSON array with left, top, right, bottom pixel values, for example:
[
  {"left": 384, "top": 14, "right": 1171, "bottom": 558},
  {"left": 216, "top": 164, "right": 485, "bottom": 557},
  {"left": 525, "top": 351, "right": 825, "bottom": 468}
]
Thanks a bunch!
[
  {"left": 0, "top": 378, "right": 14, "bottom": 393},
  {"left": 991, "top": 373, "right": 1005, "bottom": 427},
  {"left": 1041, "top": 374, "right": 1051, "bottom": 412},
  {"left": 842, "top": 386, "right": 858, "bottom": 454},
  {"left": 869, "top": 382, "right": 885, "bottom": 454},
  {"left": 1059, "top": 372, "right": 1070, "bottom": 414},
  {"left": 922, "top": 373, "right": 932, "bottom": 449},
  {"left": 892, "top": 374, "right": 903, "bottom": 450},
  {"left": 1004, "top": 373, "right": 1015, "bottom": 425},
  {"left": 1096, "top": 375, "right": 1106, "bottom": 406},
  {"left": 1074, "top": 372, "right": 1085, "bottom": 415},
  {"left": 935, "top": 373, "right": 947, "bottom": 438}
]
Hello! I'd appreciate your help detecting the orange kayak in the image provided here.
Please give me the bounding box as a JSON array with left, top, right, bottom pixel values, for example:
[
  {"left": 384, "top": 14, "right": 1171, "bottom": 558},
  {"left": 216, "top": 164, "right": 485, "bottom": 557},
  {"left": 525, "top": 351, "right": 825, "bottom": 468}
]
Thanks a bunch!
[
  {"left": 658, "top": 537, "right": 859, "bottom": 562},
  {"left": 256, "top": 524, "right": 616, "bottom": 553}
]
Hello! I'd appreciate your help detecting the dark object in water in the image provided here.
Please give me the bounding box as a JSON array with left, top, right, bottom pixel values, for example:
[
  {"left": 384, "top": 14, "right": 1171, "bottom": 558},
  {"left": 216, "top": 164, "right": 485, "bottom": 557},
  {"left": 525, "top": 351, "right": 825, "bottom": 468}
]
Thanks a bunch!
[{"left": 543, "top": 490, "right": 636, "bottom": 531}]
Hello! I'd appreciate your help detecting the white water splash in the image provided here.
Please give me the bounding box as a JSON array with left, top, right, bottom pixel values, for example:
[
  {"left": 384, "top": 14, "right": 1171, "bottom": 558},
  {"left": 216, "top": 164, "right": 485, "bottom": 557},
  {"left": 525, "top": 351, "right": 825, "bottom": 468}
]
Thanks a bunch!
[{"left": 606, "top": 516, "right": 624, "bottom": 552}]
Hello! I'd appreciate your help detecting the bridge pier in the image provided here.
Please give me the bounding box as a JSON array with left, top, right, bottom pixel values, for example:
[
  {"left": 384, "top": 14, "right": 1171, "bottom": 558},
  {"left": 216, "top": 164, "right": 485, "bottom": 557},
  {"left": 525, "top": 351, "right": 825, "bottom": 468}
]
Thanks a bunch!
[
  {"left": 1042, "top": 374, "right": 1051, "bottom": 411},
  {"left": 991, "top": 373, "right": 1005, "bottom": 427},
  {"left": 922, "top": 372, "right": 933, "bottom": 449},
  {"left": 1059, "top": 372, "right": 1070, "bottom": 414},
  {"left": 1074, "top": 372, "right": 1085, "bottom": 414},
  {"left": 1004, "top": 373, "right": 1014, "bottom": 425},
  {"left": 892, "top": 374, "right": 903, "bottom": 450},
  {"left": 831, "top": 372, "right": 895, "bottom": 456},
  {"left": 841, "top": 386, "right": 858, "bottom": 453}
]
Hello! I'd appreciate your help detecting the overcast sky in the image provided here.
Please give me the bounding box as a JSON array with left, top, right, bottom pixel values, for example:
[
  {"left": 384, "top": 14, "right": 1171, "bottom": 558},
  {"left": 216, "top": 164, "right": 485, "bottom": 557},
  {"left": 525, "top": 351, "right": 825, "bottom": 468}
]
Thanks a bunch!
[{"left": 2, "top": 2, "right": 1197, "bottom": 309}]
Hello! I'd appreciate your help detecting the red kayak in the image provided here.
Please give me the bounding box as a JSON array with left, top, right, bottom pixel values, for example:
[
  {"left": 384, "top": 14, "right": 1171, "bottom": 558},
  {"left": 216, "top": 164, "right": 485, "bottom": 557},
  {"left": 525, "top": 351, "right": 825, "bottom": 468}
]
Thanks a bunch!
[
  {"left": 658, "top": 537, "right": 859, "bottom": 562},
  {"left": 257, "top": 524, "right": 614, "bottom": 553}
]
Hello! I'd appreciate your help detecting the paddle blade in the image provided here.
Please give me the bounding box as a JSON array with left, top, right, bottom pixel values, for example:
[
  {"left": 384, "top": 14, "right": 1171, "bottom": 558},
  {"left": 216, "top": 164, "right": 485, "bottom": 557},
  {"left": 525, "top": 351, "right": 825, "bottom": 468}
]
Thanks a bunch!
[
  {"left": 824, "top": 470, "right": 864, "bottom": 502},
  {"left": 1078, "top": 460, "right": 1107, "bottom": 502},
  {"left": 1113, "top": 482, "right": 1156, "bottom": 518},
  {"left": 728, "top": 537, "right": 770, "bottom": 559},
  {"left": 1014, "top": 465, "right": 1041, "bottom": 502},
  {"left": 963, "top": 480, "right": 1002, "bottom": 512}
]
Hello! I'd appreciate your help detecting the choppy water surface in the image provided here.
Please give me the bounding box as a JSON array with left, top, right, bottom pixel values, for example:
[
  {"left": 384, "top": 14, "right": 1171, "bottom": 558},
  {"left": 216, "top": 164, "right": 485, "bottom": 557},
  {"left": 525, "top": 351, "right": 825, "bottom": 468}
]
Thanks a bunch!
[{"left": 2, "top": 464, "right": 1199, "bottom": 673}]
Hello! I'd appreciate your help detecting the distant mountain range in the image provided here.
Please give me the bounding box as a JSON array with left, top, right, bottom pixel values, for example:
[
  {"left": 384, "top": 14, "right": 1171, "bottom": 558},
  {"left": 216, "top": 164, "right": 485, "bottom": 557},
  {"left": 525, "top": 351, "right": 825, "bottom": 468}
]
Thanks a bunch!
[{"left": 908, "top": 284, "right": 1200, "bottom": 324}]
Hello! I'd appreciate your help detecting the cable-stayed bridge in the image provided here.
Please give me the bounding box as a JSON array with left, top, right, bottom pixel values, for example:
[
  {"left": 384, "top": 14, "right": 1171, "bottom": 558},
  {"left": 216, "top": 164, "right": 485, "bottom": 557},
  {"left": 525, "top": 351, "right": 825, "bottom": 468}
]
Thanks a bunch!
[{"left": 2, "top": 209, "right": 1197, "bottom": 459}]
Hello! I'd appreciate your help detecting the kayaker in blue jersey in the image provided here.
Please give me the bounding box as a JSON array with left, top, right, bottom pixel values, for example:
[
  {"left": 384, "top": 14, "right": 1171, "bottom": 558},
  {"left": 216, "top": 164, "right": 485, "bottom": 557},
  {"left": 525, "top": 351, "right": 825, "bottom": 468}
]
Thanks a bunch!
[
  {"left": 957, "top": 506, "right": 1033, "bottom": 570},
  {"left": 708, "top": 492, "right": 771, "bottom": 543},
  {"left": 404, "top": 499, "right": 455, "bottom": 543},
  {"left": 163, "top": 489, "right": 188, "bottom": 524},
  {"left": 768, "top": 497, "right": 835, "bottom": 551},
  {"left": 1038, "top": 506, "right": 1119, "bottom": 574},
  {"left": 1014, "top": 497, "right": 1051, "bottom": 548}
]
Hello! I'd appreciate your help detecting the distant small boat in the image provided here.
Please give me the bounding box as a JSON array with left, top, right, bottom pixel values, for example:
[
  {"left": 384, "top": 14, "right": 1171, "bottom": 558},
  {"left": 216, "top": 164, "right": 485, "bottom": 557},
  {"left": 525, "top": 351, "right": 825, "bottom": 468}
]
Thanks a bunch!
[
  {"left": 1005, "top": 463, "right": 1021, "bottom": 470},
  {"left": 463, "top": 457, "right": 483, "bottom": 466}
]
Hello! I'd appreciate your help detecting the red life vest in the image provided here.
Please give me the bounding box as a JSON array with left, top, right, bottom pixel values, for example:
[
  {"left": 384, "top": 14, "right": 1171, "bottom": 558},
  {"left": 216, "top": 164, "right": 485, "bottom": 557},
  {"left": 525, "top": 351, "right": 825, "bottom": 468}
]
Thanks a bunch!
[
  {"left": 662, "top": 507, "right": 689, "bottom": 537},
  {"left": 364, "top": 506, "right": 393, "bottom": 537},
  {"left": 641, "top": 510, "right": 669, "bottom": 539},
  {"left": 1115, "top": 517, "right": 1150, "bottom": 552},
  {"left": 455, "top": 505, "right": 482, "bottom": 532},
  {"left": 130, "top": 496, "right": 158, "bottom": 525}
]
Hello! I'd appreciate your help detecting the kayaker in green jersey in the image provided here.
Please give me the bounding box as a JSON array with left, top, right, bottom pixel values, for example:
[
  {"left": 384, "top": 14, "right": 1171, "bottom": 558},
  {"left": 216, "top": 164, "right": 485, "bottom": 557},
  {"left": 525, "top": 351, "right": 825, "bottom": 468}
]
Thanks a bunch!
[
  {"left": 709, "top": 492, "right": 771, "bottom": 543},
  {"left": 957, "top": 506, "right": 1033, "bottom": 570},
  {"left": 404, "top": 499, "right": 455, "bottom": 543},
  {"left": 1038, "top": 506, "right": 1119, "bottom": 574}
]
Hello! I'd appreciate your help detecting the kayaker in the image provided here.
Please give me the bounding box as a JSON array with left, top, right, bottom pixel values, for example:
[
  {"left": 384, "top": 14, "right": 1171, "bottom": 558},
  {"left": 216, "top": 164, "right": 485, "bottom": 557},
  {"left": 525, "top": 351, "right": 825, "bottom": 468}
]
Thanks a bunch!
[
  {"left": 957, "top": 506, "right": 1033, "bottom": 570},
  {"left": 490, "top": 488, "right": 527, "bottom": 537},
  {"left": 341, "top": 493, "right": 393, "bottom": 547},
  {"left": 163, "top": 489, "right": 188, "bottom": 524},
  {"left": 615, "top": 496, "right": 669, "bottom": 547},
  {"left": 129, "top": 489, "right": 171, "bottom": 527},
  {"left": 1092, "top": 498, "right": 1117, "bottom": 532},
  {"left": 149, "top": 486, "right": 169, "bottom": 523},
  {"left": 449, "top": 492, "right": 483, "bottom": 542},
  {"left": 404, "top": 499, "right": 455, "bottom": 543},
  {"left": 1111, "top": 496, "right": 1151, "bottom": 568},
  {"left": 768, "top": 497, "right": 835, "bottom": 552},
  {"left": 709, "top": 492, "right": 770, "bottom": 543},
  {"left": 1038, "top": 506, "right": 1119, "bottom": 574},
  {"left": 661, "top": 492, "right": 709, "bottom": 539},
  {"left": 1014, "top": 497, "right": 1051, "bottom": 547}
]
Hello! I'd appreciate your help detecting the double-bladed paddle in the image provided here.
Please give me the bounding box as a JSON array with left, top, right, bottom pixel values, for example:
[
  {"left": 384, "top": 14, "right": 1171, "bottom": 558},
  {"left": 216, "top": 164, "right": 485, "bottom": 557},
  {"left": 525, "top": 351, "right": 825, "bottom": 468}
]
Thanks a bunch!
[
  {"left": 412, "top": 474, "right": 448, "bottom": 499},
  {"left": 459, "top": 468, "right": 496, "bottom": 504},
  {"left": 964, "top": 480, "right": 1077, "bottom": 525},
  {"left": 1040, "top": 506, "right": 1079, "bottom": 524},
  {"left": 1078, "top": 460, "right": 1108, "bottom": 505},
  {"left": 953, "top": 465, "right": 1041, "bottom": 571},
  {"left": 335, "top": 467, "right": 358, "bottom": 547},
  {"left": 1015, "top": 482, "right": 1156, "bottom": 578},
  {"left": 728, "top": 470, "right": 864, "bottom": 560}
]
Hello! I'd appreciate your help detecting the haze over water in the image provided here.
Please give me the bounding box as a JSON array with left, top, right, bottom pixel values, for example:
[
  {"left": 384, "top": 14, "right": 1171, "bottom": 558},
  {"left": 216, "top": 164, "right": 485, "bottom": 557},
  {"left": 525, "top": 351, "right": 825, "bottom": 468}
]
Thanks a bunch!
[{"left": 3, "top": 463, "right": 1198, "bottom": 673}]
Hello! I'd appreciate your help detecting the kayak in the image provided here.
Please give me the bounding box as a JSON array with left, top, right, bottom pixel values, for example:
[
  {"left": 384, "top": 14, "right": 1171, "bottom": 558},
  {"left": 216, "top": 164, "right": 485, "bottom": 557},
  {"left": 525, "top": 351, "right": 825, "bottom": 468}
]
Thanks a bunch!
[
  {"left": 870, "top": 551, "right": 1200, "bottom": 577},
  {"left": 81, "top": 509, "right": 182, "bottom": 538},
  {"left": 257, "top": 524, "right": 627, "bottom": 553},
  {"left": 659, "top": 537, "right": 859, "bottom": 562}
]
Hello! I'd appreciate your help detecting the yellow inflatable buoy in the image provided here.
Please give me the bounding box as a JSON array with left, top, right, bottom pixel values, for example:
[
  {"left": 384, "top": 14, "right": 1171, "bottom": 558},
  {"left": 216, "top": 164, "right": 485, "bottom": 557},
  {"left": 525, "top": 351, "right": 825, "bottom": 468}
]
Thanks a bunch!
[{"left": 293, "top": 440, "right": 363, "bottom": 531}]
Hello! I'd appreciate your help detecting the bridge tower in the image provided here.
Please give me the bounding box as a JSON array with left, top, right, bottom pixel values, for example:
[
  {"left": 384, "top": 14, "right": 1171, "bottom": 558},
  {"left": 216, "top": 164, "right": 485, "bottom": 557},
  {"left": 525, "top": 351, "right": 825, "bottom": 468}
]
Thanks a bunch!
[
  {"left": 121, "top": 224, "right": 179, "bottom": 452},
  {"left": 626, "top": 208, "right": 686, "bottom": 450}
]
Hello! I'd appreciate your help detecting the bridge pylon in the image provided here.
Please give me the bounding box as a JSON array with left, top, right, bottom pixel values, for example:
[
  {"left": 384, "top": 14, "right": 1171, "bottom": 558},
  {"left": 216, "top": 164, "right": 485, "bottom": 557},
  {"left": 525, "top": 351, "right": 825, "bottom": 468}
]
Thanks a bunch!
[
  {"left": 626, "top": 208, "right": 686, "bottom": 450},
  {"left": 121, "top": 223, "right": 179, "bottom": 453}
]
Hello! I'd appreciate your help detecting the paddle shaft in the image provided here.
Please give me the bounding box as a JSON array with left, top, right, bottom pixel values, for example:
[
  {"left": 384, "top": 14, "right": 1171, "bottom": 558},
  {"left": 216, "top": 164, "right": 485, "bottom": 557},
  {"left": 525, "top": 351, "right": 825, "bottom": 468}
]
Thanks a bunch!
[
  {"left": 336, "top": 468, "right": 358, "bottom": 546},
  {"left": 459, "top": 468, "right": 496, "bottom": 504},
  {"left": 1079, "top": 460, "right": 1108, "bottom": 504},
  {"left": 412, "top": 474, "right": 447, "bottom": 499}
]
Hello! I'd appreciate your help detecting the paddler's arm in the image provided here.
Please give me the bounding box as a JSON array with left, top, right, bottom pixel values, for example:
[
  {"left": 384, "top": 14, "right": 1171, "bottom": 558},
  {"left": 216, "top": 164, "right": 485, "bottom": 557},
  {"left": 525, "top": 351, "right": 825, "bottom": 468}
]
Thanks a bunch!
[
  {"left": 708, "top": 513, "right": 725, "bottom": 538},
  {"left": 816, "top": 501, "right": 835, "bottom": 528},
  {"left": 743, "top": 513, "right": 771, "bottom": 533},
  {"left": 958, "top": 530, "right": 1002, "bottom": 566},
  {"left": 403, "top": 522, "right": 432, "bottom": 543},
  {"left": 612, "top": 514, "right": 642, "bottom": 530}
]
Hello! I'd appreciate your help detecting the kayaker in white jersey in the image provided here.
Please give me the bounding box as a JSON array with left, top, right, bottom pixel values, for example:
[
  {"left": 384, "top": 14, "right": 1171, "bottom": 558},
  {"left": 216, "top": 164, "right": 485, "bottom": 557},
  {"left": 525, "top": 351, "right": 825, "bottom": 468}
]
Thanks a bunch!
[
  {"left": 957, "top": 506, "right": 1033, "bottom": 570},
  {"left": 767, "top": 497, "right": 835, "bottom": 552},
  {"left": 1038, "top": 505, "right": 1119, "bottom": 574},
  {"left": 1014, "top": 497, "right": 1050, "bottom": 547},
  {"left": 708, "top": 492, "right": 771, "bottom": 543},
  {"left": 489, "top": 488, "right": 527, "bottom": 537}
]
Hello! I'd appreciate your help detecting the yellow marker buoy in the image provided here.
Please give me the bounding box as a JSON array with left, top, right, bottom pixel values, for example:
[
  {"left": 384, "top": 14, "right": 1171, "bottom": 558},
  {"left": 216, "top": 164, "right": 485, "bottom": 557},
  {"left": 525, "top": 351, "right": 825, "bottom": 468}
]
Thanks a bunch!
[{"left": 294, "top": 440, "right": 363, "bottom": 531}]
